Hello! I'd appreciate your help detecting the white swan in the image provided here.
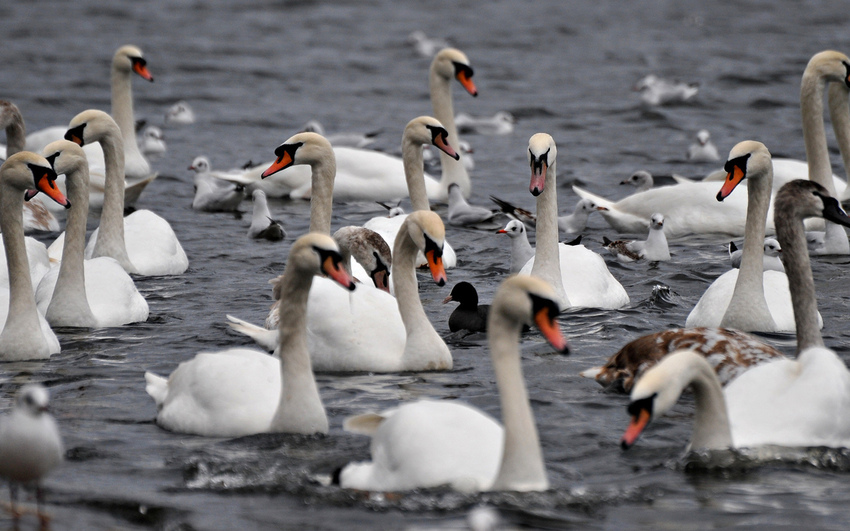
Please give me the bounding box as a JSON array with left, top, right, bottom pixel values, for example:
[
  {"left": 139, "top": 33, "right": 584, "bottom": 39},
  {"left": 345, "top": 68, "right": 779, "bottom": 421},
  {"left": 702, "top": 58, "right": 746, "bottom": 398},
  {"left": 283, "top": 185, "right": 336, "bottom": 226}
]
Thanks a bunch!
[
  {"left": 54, "top": 110, "right": 189, "bottom": 276},
  {"left": 622, "top": 180, "right": 850, "bottom": 451},
  {"left": 686, "top": 141, "right": 820, "bottom": 333},
  {"left": 35, "top": 141, "right": 149, "bottom": 327},
  {"left": 338, "top": 275, "right": 570, "bottom": 492},
  {"left": 518, "top": 133, "right": 629, "bottom": 310},
  {"left": 0, "top": 152, "right": 68, "bottom": 360},
  {"left": 144, "top": 233, "right": 356, "bottom": 437}
]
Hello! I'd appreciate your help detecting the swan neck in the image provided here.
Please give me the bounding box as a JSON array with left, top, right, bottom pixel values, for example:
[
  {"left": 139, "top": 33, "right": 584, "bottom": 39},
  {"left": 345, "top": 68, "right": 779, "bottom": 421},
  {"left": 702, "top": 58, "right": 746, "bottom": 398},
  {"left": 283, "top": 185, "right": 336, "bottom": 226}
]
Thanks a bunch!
[
  {"left": 269, "top": 265, "right": 327, "bottom": 433},
  {"left": 309, "top": 156, "right": 335, "bottom": 235},
  {"left": 488, "top": 311, "right": 548, "bottom": 491},
  {"left": 91, "top": 132, "right": 136, "bottom": 273},
  {"left": 531, "top": 161, "right": 568, "bottom": 306},
  {"left": 687, "top": 359, "right": 734, "bottom": 450},
  {"left": 800, "top": 71, "right": 836, "bottom": 195},
  {"left": 111, "top": 63, "right": 137, "bottom": 152},
  {"left": 828, "top": 83, "right": 850, "bottom": 194},
  {"left": 402, "top": 137, "right": 430, "bottom": 211},
  {"left": 775, "top": 206, "right": 824, "bottom": 352},
  {"left": 2, "top": 113, "right": 25, "bottom": 156},
  {"left": 430, "top": 68, "right": 470, "bottom": 197}
]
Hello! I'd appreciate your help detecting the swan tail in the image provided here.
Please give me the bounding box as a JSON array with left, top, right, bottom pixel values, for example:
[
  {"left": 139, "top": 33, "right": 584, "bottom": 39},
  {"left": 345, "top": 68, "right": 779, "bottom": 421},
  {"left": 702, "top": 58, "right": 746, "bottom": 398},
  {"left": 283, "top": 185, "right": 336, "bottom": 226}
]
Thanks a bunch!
[
  {"left": 144, "top": 372, "right": 169, "bottom": 406},
  {"left": 343, "top": 413, "right": 387, "bottom": 436},
  {"left": 571, "top": 185, "right": 616, "bottom": 211},
  {"left": 225, "top": 314, "right": 278, "bottom": 352}
]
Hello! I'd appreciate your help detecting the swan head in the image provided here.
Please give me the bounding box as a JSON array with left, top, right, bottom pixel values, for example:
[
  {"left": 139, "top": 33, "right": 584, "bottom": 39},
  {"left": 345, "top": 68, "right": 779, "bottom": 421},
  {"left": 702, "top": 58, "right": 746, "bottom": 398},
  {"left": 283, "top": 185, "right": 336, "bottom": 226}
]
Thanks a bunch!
[
  {"left": 403, "top": 210, "right": 447, "bottom": 286},
  {"left": 332, "top": 226, "right": 392, "bottom": 293},
  {"left": 527, "top": 133, "right": 556, "bottom": 196},
  {"left": 492, "top": 275, "right": 570, "bottom": 354},
  {"left": 405, "top": 116, "right": 459, "bottom": 160},
  {"left": 431, "top": 48, "right": 478, "bottom": 96},
  {"left": 188, "top": 156, "right": 210, "bottom": 173},
  {"left": 716, "top": 140, "right": 770, "bottom": 201},
  {"left": 0, "top": 100, "right": 22, "bottom": 130},
  {"left": 15, "top": 383, "right": 51, "bottom": 417},
  {"left": 497, "top": 219, "right": 527, "bottom": 238},
  {"left": 65, "top": 109, "right": 121, "bottom": 148},
  {"left": 621, "top": 350, "right": 710, "bottom": 449},
  {"left": 774, "top": 179, "right": 850, "bottom": 229},
  {"left": 1, "top": 151, "right": 69, "bottom": 209},
  {"left": 288, "top": 233, "right": 356, "bottom": 291},
  {"left": 42, "top": 139, "right": 88, "bottom": 183},
  {"left": 805, "top": 50, "right": 850, "bottom": 89},
  {"left": 113, "top": 44, "right": 154, "bottom": 82},
  {"left": 262, "top": 132, "right": 333, "bottom": 178}
]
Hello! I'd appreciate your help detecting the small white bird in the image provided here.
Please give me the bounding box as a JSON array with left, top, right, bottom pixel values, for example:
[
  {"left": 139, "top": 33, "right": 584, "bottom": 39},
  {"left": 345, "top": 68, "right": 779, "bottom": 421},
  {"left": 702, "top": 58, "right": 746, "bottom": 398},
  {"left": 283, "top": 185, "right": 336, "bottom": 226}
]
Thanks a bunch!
[
  {"left": 300, "top": 119, "right": 380, "bottom": 149},
  {"left": 189, "top": 156, "right": 246, "bottom": 212},
  {"left": 634, "top": 74, "right": 699, "bottom": 106},
  {"left": 558, "top": 198, "right": 608, "bottom": 236},
  {"left": 728, "top": 238, "right": 784, "bottom": 273},
  {"left": 620, "top": 170, "right": 654, "bottom": 192},
  {"left": 248, "top": 189, "right": 285, "bottom": 241},
  {"left": 407, "top": 30, "right": 450, "bottom": 58},
  {"left": 376, "top": 201, "right": 405, "bottom": 218},
  {"left": 164, "top": 100, "right": 195, "bottom": 125},
  {"left": 447, "top": 183, "right": 497, "bottom": 226},
  {"left": 496, "top": 220, "right": 535, "bottom": 274},
  {"left": 0, "top": 384, "right": 64, "bottom": 522},
  {"left": 137, "top": 124, "right": 166, "bottom": 159},
  {"left": 454, "top": 111, "right": 515, "bottom": 136},
  {"left": 687, "top": 129, "right": 721, "bottom": 162},
  {"left": 603, "top": 213, "right": 670, "bottom": 262}
]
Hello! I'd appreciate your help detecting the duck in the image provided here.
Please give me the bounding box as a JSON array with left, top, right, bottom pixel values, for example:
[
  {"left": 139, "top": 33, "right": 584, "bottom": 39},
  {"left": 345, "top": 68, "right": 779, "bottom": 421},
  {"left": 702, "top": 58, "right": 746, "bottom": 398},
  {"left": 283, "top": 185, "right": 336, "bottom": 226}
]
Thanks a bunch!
[
  {"left": 362, "top": 116, "right": 460, "bottom": 269},
  {"left": 144, "top": 233, "right": 356, "bottom": 437},
  {"left": 686, "top": 141, "right": 819, "bottom": 333},
  {"left": 55, "top": 109, "right": 189, "bottom": 276},
  {"left": 602, "top": 213, "right": 670, "bottom": 262},
  {"left": 619, "top": 170, "right": 654, "bottom": 192},
  {"left": 728, "top": 238, "right": 784, "bottom": 273},
  {"left": 687, "top": 129, "right": 720, "bottom": 162},
  {"left": 633, "top": 74, "right": 698, "bottom": 106},
  {"left": 496, "top": 220, "right": 534, "bottom": 274},
  {"left": 337, "top": 275, "right": 570, "bottom": 492},
  {"left": 164, "top": 100, "right": 195, "bottom": 125},
  {"left": 189, "top": 156, "right": 246, "bottom": 212},
  {"left": 518, "top": 133, "right": 630, "bottom": 310},
  {"left": 34, "top": 141, "right": 149, "bottom": 327},
  {"left": 454, "top": 111, "right": 515, "bottom": 136},
  {"left": 300, "top": 119, "right": 379, "bottom": 149},
  {"left": 0, "top": 384, "right": 64, "bottom": 523},
  {"left": 247, "top": 190, "right": 285, "bottom": 241},
  {"left": 137, "top": 124, "right": 166, "bottom": 159},
  {"left": 447, "top": 183, "right": 497, "bottom": 226},
  {"left": 622, "top": 179, "right": 850, "bottom": 451},
  {"left": 443, "top": 281, "right": 489, "bottom": 334},
  {"left": 0, "top": 152, "right": 68, "bottom": 360}
]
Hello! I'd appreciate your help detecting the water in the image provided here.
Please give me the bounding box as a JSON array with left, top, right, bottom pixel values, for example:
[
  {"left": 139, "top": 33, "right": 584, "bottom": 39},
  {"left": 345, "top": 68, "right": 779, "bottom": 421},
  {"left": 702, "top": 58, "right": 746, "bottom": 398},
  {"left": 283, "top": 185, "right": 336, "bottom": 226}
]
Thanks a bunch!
[{"left": 2, "top": 0, "right": 850, "bottom": 528}]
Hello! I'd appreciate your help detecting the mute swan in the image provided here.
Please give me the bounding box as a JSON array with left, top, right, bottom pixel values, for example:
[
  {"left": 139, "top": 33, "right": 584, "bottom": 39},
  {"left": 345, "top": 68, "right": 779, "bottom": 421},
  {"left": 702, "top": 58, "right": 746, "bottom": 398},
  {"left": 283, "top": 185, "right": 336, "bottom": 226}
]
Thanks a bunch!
[
  {"left": 144, "top": 233, "right": 355, "bottom": 437},
  {"left": 35, "top": 141, "right": 149, "bottom": 327},
  {"left": 0, "top": 384, "right": 63, "bottom": 522},
  {"left": 443, "top": 281, "right": 489, "bottom": 334},
  {"left": 633, "top": 74, "right": 698, "bottom": 106},
  {"left": 247, "top": 190, "right": 285, "bottom": 241},
  {"left": 623, "top": 179, "right": 850, "bottom": 451},
  {"left": 0, "top": 152, "right": 69, "bottom": 360},
  {"left": 361, "top": 116, "right": 459, "bottom": 269},
  {"left": 337, "top": 275, "right": 570, "bottom": 492},
  {"left": 164, "top": 101, "right": 195, "bottom": 125},
  {"left": 454, "top": 111, "right": 515, "bottom": 136},
  {"left": 602, "top": 213, "right": 670, "bottom": 262},
  {"left": 518, "top": 133, "right": 630, "bottom": 310},
  {"left": 188, "top": 156, "right": 246, "bottom": 212},
  {"left": 60, "top": 109, "right": 189, "bottom": 276},
  {"left": 686, "top": 141, "right": 820, "bottom": 332},
  {"left": 729, "top": 238, "right": 784, "bottom": 273},
  {"left": 496, "top": 220, "right": 534, "bottom": 274},
  {"left": 687, "top": 130, "right": 720, "bottom": 162}
]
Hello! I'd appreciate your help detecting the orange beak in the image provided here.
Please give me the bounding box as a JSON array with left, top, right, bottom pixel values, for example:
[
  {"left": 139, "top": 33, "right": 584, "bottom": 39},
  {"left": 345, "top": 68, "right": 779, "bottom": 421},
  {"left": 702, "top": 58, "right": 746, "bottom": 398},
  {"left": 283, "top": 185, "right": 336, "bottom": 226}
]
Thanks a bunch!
[
  {"left": 133, "top": 61, "right": 154, "bottom": 82},
  {"left": 456, "top": 69, "right": 478, "bottom": 96},
  {"left": 262, "top": 151, "right": 294, "bottom": 178},
  {"left": 372, "top": 270, "right": 390, "bottom": 293},
  {"left": 425, "top": 249, "right": 447, "bottom": 286},
  {"left": 433, "top": 133, "right": 459, "bottom": 160},
  {"left": 32, "top": 172, "right": 71, "bottom": 209},
  {"left": 323, "top": 256, "right": 356, "bottom": 291},
  {"left": 621, "top": 408, "right": 651, "bottom": 449},
  {"left": 496, "top": 229, "right": 507, "bottom": 234},
  {"left": 534, "top": 306, "right": 569, "bottom": 353},
  {"left": 717, "top": 165, "right": 746, "bottom": 201}
]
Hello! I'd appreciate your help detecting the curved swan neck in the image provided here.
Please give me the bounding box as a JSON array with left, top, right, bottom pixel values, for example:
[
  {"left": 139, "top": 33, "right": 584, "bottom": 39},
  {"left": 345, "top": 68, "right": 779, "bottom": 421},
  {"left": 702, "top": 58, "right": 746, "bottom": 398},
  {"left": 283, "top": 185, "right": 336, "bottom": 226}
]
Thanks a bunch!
[
  {"left": 269, "top": 263, "right": 327, "bottom": 433},
  {"left": 47, "top": 163, "right": 97, "bottom": 326},
  {"left": 800, "top": 69, "right": 836, "bottom": 195},
  {"left": 1, "top": 106, "right": 25, "bottom": 156},
  {"left": 0, "top": 181, "right": 47, "bottom": 357},
  {"left": 91, "top": 129, "right": 136, "bottom": 273},
  {"left": 531, "top": 160, "right": 569, "bottom": 307},
  {"left": 488, "top": 310, "right": 548, "bottom": 491},
  {"left": 828, "top": 83, "right": 850, "bottom": 194},
  {"left": 402, "top": 135, "right": 430, "bottom": 212},
  {"left": 720, "top": 167, "right": 774, "bottom": 330},
  {"left": 775, "top": 205, "right": 824, "bottom": 352},
  {"left": 429, "top": 68, "right": 470, "bottom": 197},
  {"left": 111, "top": 60, "right": 143, "bottom": 162},
  {"left": 685, "top": 357, "right": 734, "bottom": 450},
  {"left": 309, "top": 155, "right": 336, "bottom": 235}
]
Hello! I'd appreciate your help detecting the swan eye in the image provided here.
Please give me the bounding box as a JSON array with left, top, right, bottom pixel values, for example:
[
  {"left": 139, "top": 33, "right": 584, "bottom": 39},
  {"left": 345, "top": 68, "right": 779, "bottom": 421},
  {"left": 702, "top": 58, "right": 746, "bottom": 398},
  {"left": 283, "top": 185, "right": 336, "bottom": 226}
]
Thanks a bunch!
[
  {"left": 723, "top": 153, "right": 750, "bottom": 174},
  {"left": 424, "top": 235, "right": 443, "bottom": 259}
]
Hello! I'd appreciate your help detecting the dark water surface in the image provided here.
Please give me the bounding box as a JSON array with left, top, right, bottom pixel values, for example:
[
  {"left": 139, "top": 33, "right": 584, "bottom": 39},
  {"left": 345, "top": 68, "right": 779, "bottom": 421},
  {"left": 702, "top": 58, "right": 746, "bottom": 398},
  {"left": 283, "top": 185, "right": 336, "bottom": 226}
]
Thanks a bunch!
[{"left": 3, "top": 0, "right": 850, "bottom": 529}]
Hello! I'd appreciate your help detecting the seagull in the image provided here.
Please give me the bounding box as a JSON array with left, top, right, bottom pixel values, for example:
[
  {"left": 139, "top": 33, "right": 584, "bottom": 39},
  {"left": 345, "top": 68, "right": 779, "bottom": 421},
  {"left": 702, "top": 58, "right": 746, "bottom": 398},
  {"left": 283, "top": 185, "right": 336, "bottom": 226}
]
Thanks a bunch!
[
  {"left": 603, "top": 213, "right": 670, "bottom": 262},
  {"left": 620, "top": 170, "right": 654, "bottom": 192},
  {"left": 728, "top": 238, "right": 784, "bottom": 273},
  {"left": 165, "top": 100, "right": 195, "bottom": 125},
  {"left": 188, "top": 156, "right": 246, "bottom": 212},
  {"left": 687, "top": 129, "right": 721, "bottom": 162},
  {"left": 634, "top": 74, "right": 699, "bottom": 106},
  {"left": 248, "top": 189, "right": 285, "bottom": 241},
  {"left": 447, "top": 183, "right": 497, "bottom": 226},
  {"left": 496, "top": 220, "right": 535, "bottom": 274},
  {"left": 454, "top": 111, "right": 515, "bottom": 136},
  {"left": 300, "top": 119, "right": 380, "bottom": 149},
  {"left": 137, "top": 124, "right": 166, "bottom": 159}
]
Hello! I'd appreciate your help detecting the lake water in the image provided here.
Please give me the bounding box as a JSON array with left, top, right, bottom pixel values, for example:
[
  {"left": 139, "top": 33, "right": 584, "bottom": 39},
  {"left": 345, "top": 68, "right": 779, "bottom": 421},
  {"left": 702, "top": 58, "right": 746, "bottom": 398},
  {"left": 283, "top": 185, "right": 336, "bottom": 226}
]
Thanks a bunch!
[{"left": 2, "top": 0, "right": 850, "bottom": 529}]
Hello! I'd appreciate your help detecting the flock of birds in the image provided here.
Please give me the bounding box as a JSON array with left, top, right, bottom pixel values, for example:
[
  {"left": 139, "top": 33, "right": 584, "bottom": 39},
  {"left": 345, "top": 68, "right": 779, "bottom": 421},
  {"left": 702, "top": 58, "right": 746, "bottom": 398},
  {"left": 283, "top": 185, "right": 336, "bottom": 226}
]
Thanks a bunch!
[{"left": 2, "top": 34, "right": 850, "bottom": 525}]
